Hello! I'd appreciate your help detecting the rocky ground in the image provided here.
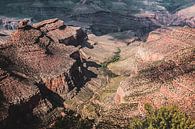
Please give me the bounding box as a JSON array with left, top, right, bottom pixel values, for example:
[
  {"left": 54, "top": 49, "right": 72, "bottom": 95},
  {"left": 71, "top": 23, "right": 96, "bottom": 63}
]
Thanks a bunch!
[{"left": 0, "top": 16, "right": 194, "bottom": 128}]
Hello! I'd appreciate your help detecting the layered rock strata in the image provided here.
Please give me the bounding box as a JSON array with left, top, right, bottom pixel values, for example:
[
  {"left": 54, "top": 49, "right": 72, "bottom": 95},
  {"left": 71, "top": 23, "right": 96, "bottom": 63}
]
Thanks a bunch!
[
  {"left": 0, "top": 18, "right": 194, "bottom": 128},
  {"left": 66, "top": 26, "right": 195, "bottom": 127},
  {"left": 0, "top": 18, "right": 87, "bottom": 128}
]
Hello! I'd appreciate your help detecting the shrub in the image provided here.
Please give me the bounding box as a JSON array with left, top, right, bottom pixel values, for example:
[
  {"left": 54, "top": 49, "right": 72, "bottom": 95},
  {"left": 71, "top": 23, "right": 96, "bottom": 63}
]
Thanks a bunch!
[
  {"left": 129, "top": 104, "right": 195, "bottom": 129},
  {"left": 100, "top": 48, "right": 121, "bottom": 68},
  {"left": 99, "top": 48, "right": 121, "bottom": 78}
]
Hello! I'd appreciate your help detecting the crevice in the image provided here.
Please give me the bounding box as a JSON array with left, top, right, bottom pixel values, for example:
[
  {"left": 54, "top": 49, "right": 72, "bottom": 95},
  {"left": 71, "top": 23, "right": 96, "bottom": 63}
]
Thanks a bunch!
[{"left": 33, "top": 30, "right": 54, "bottom": 56}]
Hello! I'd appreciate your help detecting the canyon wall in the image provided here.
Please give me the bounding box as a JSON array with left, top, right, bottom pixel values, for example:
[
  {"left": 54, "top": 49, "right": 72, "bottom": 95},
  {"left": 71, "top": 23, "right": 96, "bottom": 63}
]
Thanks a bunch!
[{"left": 0, "top": 18, "right": 88, "bottom": 128}]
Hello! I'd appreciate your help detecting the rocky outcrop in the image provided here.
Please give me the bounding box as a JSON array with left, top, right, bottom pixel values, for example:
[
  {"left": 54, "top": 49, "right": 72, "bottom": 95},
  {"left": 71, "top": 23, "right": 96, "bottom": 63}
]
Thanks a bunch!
[
  {"left": 0, "top": 18, "right": 87, "bottom": 97},
  {"left": 0, "top": 30, "right": 11, "bottom": 46},
  {"left": 134, "top": 4, "right": 195, "bottom": 29},
  {"left": 0, "top": 18, "right": 87, "bottom": 128},
  {"left": 33, "top": 18, "right": 87, "bottom": 46},
  {"left": 0, "top": 17, "right": 33, "bottom": 30}
]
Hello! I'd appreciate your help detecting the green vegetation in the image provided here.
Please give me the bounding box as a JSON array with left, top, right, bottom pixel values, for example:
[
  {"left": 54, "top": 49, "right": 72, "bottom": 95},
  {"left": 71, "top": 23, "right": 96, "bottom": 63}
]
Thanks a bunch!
[
  {"left": 129, "top": 104, "right": 195, "bottom": 129},
  {"left": 54, "top": 104, "right": 195, "bottom": 129},
  {"left": 100, "top": 48, "right": 121, "bottom": 68},
  {"left": 100, "top": 48, "right": 121, "bottom": 78}
]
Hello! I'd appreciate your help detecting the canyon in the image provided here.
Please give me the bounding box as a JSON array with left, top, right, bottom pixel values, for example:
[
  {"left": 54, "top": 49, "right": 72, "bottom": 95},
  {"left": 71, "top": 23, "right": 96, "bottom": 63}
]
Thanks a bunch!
[
  {"left": 1, "top": 0, "right": 195, "bottom": 36},
  {"left": 0, "top": 1, "right": 195, "bottom": 129},
  {"left": 0, "top": 18, "right": 194, "bottom": 129}
]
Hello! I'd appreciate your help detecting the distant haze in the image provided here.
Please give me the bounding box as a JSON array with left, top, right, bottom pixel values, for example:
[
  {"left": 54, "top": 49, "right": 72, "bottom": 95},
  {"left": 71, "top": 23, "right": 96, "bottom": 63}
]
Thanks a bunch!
[{"left": 0, "top": 0, "right": 194, "bottom": 21}]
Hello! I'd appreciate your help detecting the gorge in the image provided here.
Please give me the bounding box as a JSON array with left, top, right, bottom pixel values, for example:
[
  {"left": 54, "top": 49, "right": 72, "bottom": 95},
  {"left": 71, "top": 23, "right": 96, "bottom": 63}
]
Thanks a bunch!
[{"left": 0, "top": 0, "right": 195, "bottom": 129}]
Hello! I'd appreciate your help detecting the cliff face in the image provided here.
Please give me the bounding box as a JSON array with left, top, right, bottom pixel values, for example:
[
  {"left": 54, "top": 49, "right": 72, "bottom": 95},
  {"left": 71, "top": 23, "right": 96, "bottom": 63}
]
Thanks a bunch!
[
  {"left": 0, "top": 18, "right": 87, "bottom": 96},
  {"left": 0, "top": 68, "right": 41, "bottom": 129},
  {"left": 0, "top": 18, "right": 88, "bottom": 128},
  {"left": 115, "top": 27, "right": 195, "bottom": 116}
]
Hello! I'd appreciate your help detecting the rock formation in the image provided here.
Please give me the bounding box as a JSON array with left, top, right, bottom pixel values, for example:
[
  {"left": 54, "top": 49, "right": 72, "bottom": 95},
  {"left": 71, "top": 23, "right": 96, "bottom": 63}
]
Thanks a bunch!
[
  {"left": 0, "top": 17, "right": 194, "bottom": 128},
  {"left": 0, "top": 17, "right": 33, "bottom": 30},
  {"left": 0, "top": 18, "right": 87, "bottom": 96},
  {"left": 0, "top": 68, "right": 41, "bottom": 129},
  {"left": 115, "top": 27, "right": 195, "bottom": 117},
  {"left": 0, "top": 18, "right": 88, "bottom": 128}
]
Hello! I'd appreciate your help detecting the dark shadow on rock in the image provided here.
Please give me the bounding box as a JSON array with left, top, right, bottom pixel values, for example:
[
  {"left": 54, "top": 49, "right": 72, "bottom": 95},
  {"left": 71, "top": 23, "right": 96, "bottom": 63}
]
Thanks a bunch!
[
  {"left": 18, "top": 25, "right": 33, "bottom": 30},
  {"left": 81, "top": 41, "right": 94, "bottom": 49},
  {"left": 69, "top": 59, "right": 98, "bottom": 92},
  {"left": 59, "top": 25, "right": 66, "bottom": 30},
  {"left": 70, "top": 51, "right": 98, "bottom": 92},
  {"left": 83, "top": 59, "right": 101, "bottom": 69},
  {"left": 108, "top": 25, "right": 160, "bottom": 42},
  {"left": 0, "top": 55, "right": 15, "bottom": 70},
  {"left": 0, "top": 90, "right": 6, "bottom": 107},
  {"left": 70, "top": 11, "right": 160, "bottom": 41},
  {"left": 59, "top": 28, "right": 88, "bottom": 47},
  {"left": 35, "top": 82, "right": 64, "bottom": 108},
  {"left": 0, "top": 94, "right": 41, "bottom": 129},
  {"left": 0, "top": 33, "right": 8, "bottom": 36},
  {"left": 53, "top": 109, "right": 95, "bottom": 129}
]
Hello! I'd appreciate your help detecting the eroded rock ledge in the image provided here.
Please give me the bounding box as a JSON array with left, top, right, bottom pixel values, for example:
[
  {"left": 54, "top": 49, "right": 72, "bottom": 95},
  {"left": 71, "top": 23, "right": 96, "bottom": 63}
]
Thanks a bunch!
[{"left": 0, "top": 18, "right": 87, "bottom": 128}]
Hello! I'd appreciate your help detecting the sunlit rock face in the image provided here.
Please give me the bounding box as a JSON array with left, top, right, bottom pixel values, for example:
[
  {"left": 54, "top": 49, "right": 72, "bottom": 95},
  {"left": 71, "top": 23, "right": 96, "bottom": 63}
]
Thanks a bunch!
[
  {"left": 0, "top": 18, "right": 88, "bottom": 97},
  {"left": 114, "top": 27, "right": 195, "bottom": 118},
  {"left": 172, "top": 5, "right": 195, "bottom": 27}
]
